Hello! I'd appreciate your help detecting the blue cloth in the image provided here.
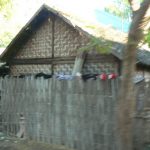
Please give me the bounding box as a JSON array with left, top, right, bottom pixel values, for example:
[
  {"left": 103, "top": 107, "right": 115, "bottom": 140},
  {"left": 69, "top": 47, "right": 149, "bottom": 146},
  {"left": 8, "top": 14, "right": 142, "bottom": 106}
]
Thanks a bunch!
[{"left": 56, "top": 74, "right": 74, "bottom": 80}]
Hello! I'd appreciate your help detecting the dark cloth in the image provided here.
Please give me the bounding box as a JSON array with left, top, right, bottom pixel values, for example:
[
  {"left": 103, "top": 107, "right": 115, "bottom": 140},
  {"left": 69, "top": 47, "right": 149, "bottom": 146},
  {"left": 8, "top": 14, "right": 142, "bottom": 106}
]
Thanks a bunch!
[
  {"left": 82, "top": 74, "right": 98, "bottom": 81},
  {"left": 35, "top": 72, "right": 52, "bottom": 79},
  {"left": 19, "top": 75, "right": 25, "bottom": 78}
]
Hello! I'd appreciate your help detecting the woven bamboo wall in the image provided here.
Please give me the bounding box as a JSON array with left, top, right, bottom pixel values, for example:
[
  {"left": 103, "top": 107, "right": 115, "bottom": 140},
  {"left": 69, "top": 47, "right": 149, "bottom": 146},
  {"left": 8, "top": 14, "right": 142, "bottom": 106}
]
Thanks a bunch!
[
  {"left": 10, "top": 60, "right": 118, "bottom": 76},
  {"left": 53, "top": 64, "right": 74, "bottom": 75},
  {"left": 10, "top": 64, "right": 52, "bottom": 76},
  {"left": 82, "top": 62, "right": 118, "bottom": 74},
  {"left": 54, "top": 17, "right": 89, "bottom": 57},
  {"left": 53, "top": 62, "right": 118, "bottom": 75},
  {"left": 10, "top": 61, "right": 117, "bottom": 76},
  {"left": 15, "top": 17, "right": 52, "bottom": 59},
  {"left": 10, "top": 14, "right": 119, "bottom": 76}
]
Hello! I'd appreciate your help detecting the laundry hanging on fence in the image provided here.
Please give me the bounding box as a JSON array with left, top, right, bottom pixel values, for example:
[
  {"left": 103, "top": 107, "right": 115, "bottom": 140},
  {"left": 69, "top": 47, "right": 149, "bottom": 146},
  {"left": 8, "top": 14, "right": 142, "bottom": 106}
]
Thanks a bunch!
[
  {"left": 18, "top": 75, "right": 25, "bottom": 78},
  {"left": 82, "top": 74, "right": 98, "bottom": 81},
  {"left": 99, "top": 73, "right": 107, "bottom": 80},
  {"left": 56, "top": 74, "right": 74, "bottom": 80},
  {"left": 108, "top": 73, "right": 117, "bottom": 79},
  {"left": 10, "top": 73, "right": 118, "bottom": 80},
  {"left": 35, "top": 72, "right": 52, "bottom": 79},
  {"left": 55, "top": 73, "right": 118, "bottom": 80}
]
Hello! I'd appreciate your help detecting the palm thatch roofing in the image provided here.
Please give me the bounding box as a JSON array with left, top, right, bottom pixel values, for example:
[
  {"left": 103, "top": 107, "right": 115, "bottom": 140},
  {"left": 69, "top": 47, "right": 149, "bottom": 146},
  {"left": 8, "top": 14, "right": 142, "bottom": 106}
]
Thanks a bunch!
[
  {"left": 1, "top": 4, "right": 150, "bottom": 67},
  {"left": 112, "top": 43, "right": 150, "bottom": 66}
]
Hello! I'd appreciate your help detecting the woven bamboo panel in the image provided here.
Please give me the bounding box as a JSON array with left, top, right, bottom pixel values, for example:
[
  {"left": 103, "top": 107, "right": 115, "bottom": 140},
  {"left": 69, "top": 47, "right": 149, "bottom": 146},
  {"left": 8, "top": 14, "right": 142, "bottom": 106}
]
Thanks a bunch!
[
  {"left": 54, "top": 64, "right": 74, "bottom": 75},
  {"left": 15, "top": 17, "right": 53, "bottom": 59},
  {"left": 10, "top": 62, "right": 117, "bottom": 76},
  {"left": 11, "top": 62, "right": 117, "bottom": 76},
  {"left": 82, "top": 62, "right": 118, "bottom": 74},
  {"left": 10, "top": 64, "right": 52, "bottom": 76},
  {"left": 53, "top": 62, "right": 117, "bottom": 75},
  {"left": 54, "top": 17, "right": 89, "bottom": 57}
]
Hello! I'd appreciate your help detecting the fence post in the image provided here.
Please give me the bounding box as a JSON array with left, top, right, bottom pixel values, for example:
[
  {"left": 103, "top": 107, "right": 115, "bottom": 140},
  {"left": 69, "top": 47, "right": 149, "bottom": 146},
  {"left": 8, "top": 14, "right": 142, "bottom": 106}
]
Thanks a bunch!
[{"left": 16, "top": 114, "right": 27, "bottom": 139}]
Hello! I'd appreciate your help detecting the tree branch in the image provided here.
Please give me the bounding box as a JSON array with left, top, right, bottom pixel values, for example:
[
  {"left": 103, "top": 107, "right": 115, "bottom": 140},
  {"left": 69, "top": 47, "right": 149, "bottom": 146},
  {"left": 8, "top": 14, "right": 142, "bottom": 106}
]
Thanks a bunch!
[{"left": 129, "top": 0, "right": 150, "bottom": 43}]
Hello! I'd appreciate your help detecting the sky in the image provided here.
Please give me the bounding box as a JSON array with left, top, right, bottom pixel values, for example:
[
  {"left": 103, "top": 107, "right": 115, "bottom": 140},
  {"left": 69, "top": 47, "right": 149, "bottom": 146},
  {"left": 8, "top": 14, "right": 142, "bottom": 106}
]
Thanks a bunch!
[
  {"left": 1, "top": 0, "right": 114, "bottom": 38},
  {"left": 13, "top": 0, "right": 111, "bottom": 24},
  {"left": 11, "top": 0, "right": 129, "bottom": 31}
]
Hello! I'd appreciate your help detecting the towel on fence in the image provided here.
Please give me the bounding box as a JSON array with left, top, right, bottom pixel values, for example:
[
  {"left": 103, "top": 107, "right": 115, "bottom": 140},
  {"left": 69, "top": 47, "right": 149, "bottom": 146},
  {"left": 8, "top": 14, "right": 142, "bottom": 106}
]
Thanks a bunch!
[{"left": 35, "top": 72, "right": 52, "bottom": 79}]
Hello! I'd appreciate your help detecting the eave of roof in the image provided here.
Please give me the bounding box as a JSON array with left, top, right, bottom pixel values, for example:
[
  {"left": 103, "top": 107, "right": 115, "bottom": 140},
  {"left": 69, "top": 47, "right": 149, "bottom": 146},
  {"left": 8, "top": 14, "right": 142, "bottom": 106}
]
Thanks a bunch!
[{"left": 112, "top": 42, "right": 150, "bottom": 66}]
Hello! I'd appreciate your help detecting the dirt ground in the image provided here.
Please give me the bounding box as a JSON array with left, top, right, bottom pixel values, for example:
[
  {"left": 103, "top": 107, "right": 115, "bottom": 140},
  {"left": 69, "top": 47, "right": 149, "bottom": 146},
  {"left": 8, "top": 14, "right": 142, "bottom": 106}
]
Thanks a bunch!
[
  {"left": 0, "top": 139, "right": 73, "bottom": 150},
  {"left": 0, "top": 133, "right": 73, "bottom": 150}
]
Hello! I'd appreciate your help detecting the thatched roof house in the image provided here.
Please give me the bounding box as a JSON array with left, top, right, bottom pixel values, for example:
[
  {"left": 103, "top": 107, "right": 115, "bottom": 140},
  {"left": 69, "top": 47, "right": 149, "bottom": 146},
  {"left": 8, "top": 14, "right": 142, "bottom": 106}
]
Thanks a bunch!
[{"left": 1, "top": 4, "right": 150, "bottom": 78}]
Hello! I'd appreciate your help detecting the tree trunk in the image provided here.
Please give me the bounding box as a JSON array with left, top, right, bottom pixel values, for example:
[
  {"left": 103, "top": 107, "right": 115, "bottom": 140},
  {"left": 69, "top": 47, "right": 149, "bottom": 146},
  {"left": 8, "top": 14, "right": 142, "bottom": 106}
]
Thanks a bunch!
[{"left": 117, "top": 1, "right": 150, "bottom": 150}]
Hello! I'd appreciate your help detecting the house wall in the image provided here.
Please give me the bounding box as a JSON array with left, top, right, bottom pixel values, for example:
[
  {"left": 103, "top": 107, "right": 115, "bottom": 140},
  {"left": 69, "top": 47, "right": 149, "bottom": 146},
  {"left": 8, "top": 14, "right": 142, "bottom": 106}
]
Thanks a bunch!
[
  {"left": 10, "top": 60, "right": 118, "bottom": 75},
  {"left": 15, "top": 18, "right": 53, "bottom": 59},
  {"left": 11, "top": 64, "right": 52, "bottom": 75},
  {"left": 54, "top": 17, "right": 89, "bottom": 57},
  {"left": 10, "top": 15, "right": 119, "bottom": 76}
]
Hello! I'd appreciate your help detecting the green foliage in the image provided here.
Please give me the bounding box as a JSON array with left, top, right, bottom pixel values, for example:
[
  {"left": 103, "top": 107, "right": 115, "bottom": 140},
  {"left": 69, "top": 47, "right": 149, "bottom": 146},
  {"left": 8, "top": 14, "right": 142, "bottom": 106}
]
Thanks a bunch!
[
  {"left": 104, "top": 0, "right": 143, "bottom": 20},
  {"left": 0, "top": 0, "right": 10, "bottom": 10},
  {"left": 104, "top": 0, "right": 131, "bottom": 20},
  {"left": 0, "top": 32, "right": 13, "bottom": 47},
  {"left": 144, "top": 31, "right": 150, "bottom": 47},
  {"left": 0, "top": 0, "right": 17, "bottom": 47},
  {"left": 0, "top": 0, "right": 13, "bottom": 19},
  {"left": 78, "top": 37, "right": 111, "bottom": 54}
]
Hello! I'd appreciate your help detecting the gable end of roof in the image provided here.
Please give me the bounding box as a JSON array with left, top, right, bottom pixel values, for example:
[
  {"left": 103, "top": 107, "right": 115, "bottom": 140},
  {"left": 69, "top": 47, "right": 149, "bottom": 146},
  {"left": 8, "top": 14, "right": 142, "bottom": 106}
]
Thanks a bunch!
[{"left": 1, "top": 4, "right": 91, "bottom": 62}]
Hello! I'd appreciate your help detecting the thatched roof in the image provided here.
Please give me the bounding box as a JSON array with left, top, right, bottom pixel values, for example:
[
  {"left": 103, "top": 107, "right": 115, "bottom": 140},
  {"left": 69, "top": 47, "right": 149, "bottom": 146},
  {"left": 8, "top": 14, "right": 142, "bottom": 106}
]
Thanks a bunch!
[
  {"left": 112, "top": 43, "right": 150, "bottom": 66},
  {"left": 1, "top": 4, "right": 150, "bottom": 67}
]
